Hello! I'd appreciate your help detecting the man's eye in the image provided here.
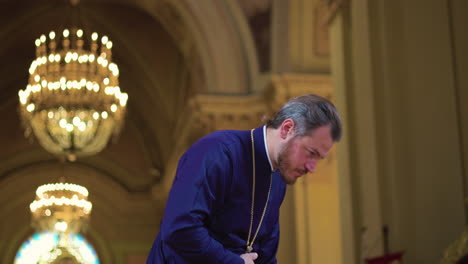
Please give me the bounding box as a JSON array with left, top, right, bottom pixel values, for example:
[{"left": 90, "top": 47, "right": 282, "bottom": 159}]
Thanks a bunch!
[{"left": 308, "top": 150, "right": 322, "bottom": 159}]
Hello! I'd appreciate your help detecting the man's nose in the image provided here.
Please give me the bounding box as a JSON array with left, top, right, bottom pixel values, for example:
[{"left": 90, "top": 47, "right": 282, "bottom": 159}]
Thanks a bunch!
[{"left": 305, "top": 159, "right": 317, "bottom": 173}]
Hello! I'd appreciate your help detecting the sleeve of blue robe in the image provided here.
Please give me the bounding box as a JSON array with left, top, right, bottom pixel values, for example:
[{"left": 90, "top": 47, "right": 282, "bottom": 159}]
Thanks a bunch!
[{"left": 160, "top": 137, "right": 244, "bottom": 264}]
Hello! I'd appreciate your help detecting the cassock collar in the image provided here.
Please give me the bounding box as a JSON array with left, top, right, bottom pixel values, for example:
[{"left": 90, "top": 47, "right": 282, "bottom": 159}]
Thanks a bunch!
[
  {"left": 263, "top": 126, "right": 274, "bottom": 171},
  {"left": 253, "top": 126, "right": 274, "bottom": 174}
]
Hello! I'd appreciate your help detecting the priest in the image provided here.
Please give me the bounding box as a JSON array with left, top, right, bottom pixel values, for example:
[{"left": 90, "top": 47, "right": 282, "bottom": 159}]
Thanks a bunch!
[{"left": 146, "top": 94, "right": 342, "bottom": 264}]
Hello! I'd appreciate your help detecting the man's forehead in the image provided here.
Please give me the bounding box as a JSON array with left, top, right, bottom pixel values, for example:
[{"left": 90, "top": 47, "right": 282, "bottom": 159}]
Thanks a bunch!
[{"left": 301, "top": 130, "right": 334, "bottom": 154}]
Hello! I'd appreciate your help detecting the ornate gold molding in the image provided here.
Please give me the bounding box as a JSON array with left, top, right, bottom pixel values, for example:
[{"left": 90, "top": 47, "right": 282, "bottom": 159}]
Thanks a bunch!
[
  {"left": 188, "top": 94, "right": 267, "bottom": 134},
  {"left": 266, "top": 73, "right": 334, "bottom": 113}
]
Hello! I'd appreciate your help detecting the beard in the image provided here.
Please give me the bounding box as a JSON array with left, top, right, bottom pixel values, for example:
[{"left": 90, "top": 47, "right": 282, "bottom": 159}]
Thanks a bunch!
[{"left": 277, "top": 139, "right": 304, "bottom": 185}]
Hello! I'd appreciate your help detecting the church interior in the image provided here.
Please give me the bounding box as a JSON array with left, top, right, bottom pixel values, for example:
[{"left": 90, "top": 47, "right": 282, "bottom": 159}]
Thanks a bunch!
[{"left": 0, "top": 0, "right": 467, "bottom": 263}]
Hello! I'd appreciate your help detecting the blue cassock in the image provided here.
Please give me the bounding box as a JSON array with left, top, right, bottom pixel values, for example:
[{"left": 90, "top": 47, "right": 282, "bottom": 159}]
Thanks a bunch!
[{"left": 147, "top": 126, "right": 287, "bottom": 264}]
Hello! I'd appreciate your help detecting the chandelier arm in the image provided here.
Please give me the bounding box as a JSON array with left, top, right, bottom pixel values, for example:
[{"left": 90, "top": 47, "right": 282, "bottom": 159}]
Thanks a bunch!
[
  {"left": 43, "top": 117, "right": 72, "bottom": 152},
  {"left": 75, "top": 116, "right": 103, "bottom": 154}
]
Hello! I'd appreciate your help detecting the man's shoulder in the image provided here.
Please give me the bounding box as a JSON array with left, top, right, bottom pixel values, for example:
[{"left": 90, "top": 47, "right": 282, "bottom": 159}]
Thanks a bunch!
[
  {"left": 197, "top": 129, "right": 248, "bottom": 148},
  {"left": 207, "top": 129, "right": 246, "bottom": 139}
]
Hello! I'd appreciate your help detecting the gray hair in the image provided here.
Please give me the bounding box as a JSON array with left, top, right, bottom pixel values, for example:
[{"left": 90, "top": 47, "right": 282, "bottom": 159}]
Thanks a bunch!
[{"left": 265, "top": 94, "right": 342, "bottom": 141}]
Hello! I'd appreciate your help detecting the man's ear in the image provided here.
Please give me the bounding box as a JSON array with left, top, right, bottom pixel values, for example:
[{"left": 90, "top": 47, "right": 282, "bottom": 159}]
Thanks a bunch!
[{"left": 279, "top": 119, "right": 295, "bottom": 139}]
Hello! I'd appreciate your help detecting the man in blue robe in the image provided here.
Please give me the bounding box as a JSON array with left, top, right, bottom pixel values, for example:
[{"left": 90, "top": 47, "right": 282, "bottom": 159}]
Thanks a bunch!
[{"left": 147, "top": 94, "right": 342, "bottom": 264}]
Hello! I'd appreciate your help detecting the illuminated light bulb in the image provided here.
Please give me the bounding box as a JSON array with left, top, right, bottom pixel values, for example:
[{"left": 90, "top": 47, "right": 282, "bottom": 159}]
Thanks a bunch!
[
  {"left": 78, "top": 122, "right": 86, "bottom": 131},
  {"left": 66, "top": 124, "right": 74, "bottom": 132},
  {"left": 91, "top": 32, "right": 98, "bottom": 41},
  {"left": 63, "top": 29, "right": 70, "bottom": 38},
  {"left": 40, "top": 35, "right": 46, "bottom": 42},
  {"left": 101, "top": 111, "right": 108, "bottom": 119},
  {"left": 120, "top": 93, "right": 129, "bottom": 106},
  {"left": 109, "top": 62, "right": 119, "bottom": 72},
  {"left": 59, "top": 119, "right": 67, "bottom": 128},
  {"left": 29, "top": 68, "right": 35, "bottom": 75},
  {"left": 35, "top": 39, "right": 41, "bottom": 47},
  {"left": 110, "top": 104, "right": 117, "bottom": 112},
  {"left": 101, "top": 36, "right": 108, "bottom": 44},
  {"left": 77, "top": 29, "right": 83, "bottom": 38},
  {"left": 55, "top": 221, "right": 68, "bottom": 232},
  {"left": 93, "top": 112, "right": 99, "bottom": 120},
  {"left": 49, "top": 31, "right": 56, "bottom": 40},
  {"left": 26, "top": 104, "right": 35, "bottom": 112},
  {"left": 45, "top": 209, "right": 51, "bottom": 216},
  {"left": 106, "top": 41, "right": 113, "bottom": 49},
  {"left": 72, "top": 116, "right": 81, "bottom": 126},
  {"left": 103, "top": 78, "right": 109, "bottom": 85},
  {"left": 34, "top": 75, "right": 40, "bottom": 82}
]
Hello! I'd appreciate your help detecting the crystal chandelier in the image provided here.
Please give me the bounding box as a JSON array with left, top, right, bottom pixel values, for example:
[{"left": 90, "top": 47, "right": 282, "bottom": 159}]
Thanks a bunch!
[
  {"left": 18, "top": 28, "right": 128, "bottom": 161},
  {"left": 30, "top": 182, "right": 92, "bottom": 234}
]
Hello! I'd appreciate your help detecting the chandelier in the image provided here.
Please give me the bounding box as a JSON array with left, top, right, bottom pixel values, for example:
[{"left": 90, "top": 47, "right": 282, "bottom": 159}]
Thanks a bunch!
[
  {"left": 18, "top": 28, "right": 128, "bottom": 161},
  {"left": 30, "top": 182, "right": 92, "bottom": 234}
]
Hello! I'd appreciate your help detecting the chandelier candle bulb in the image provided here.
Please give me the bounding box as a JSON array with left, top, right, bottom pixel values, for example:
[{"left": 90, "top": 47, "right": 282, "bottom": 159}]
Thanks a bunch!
[{"left": 18, "top": 28, "right": 128, "bottom": 160}]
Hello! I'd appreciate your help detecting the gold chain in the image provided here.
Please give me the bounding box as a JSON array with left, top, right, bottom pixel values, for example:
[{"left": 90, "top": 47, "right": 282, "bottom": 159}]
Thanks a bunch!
[{"left": 246, "top": 129, "right": 273, "bottom": 253}]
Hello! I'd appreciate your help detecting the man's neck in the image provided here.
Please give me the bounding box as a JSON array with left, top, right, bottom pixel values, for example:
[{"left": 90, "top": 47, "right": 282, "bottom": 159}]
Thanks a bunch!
[{"left": 265, "top": 127, "right": 279, "bottom": 170}]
